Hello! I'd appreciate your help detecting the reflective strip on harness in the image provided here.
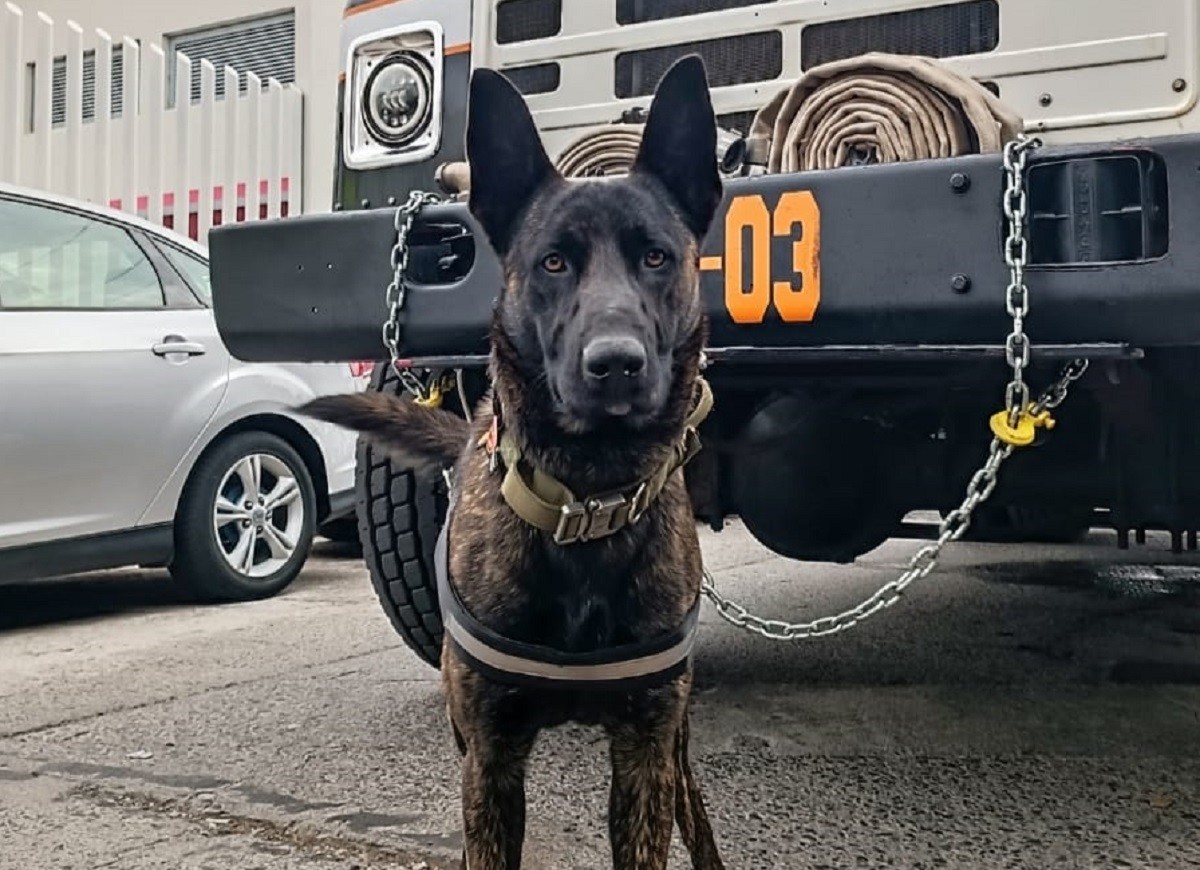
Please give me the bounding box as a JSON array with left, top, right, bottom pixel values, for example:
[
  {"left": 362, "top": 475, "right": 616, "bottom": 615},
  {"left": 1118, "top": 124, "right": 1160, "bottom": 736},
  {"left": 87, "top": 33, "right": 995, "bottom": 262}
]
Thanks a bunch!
[{"left": 434, "top": 500, "right": 701, "bottom": 691}]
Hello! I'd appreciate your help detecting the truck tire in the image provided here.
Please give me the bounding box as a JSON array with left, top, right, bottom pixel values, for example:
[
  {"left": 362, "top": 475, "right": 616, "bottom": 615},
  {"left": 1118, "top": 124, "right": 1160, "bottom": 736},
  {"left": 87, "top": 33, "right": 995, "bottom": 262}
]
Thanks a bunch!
[{"left": 355, "top": 362, "right": 448, "bottom": 668}]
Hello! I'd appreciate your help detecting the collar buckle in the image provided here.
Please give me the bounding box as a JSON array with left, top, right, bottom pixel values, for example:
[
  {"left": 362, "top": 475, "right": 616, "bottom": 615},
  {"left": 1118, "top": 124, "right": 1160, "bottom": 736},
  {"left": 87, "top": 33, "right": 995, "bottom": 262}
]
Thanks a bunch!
[{"left": 554, "top": 491, "right": 634, "bottom": 544}]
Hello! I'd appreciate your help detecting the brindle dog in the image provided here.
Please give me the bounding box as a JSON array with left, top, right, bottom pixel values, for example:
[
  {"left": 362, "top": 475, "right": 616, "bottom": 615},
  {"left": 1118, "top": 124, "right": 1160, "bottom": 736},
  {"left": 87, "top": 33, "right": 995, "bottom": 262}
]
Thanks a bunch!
[{"left": 299, "top": 55, "right": 726, "bottom": 870}]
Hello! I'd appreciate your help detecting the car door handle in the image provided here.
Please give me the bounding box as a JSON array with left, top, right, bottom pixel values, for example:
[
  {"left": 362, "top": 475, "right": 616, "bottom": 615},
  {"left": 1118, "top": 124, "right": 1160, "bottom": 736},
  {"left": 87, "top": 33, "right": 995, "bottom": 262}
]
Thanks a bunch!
[{"left": 152, "top": 338, "right": 207, "bottom": 357}]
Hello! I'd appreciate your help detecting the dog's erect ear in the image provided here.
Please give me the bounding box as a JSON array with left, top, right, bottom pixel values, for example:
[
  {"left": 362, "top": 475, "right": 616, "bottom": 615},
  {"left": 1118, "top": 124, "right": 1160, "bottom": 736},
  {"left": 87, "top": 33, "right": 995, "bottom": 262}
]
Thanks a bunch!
[
  {"left": 466, "top": 68, "right": 559, "bottom": 255},
  {"left": 632, "top": 55, "right": 722, "bottom": 239}
]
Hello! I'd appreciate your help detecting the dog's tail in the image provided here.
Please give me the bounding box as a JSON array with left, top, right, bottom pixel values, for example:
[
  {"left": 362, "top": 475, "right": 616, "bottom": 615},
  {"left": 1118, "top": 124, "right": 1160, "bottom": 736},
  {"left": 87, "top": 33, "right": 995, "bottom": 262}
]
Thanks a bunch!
[{"left": 295, "top": 392, "right": 469, "bottom": 469}]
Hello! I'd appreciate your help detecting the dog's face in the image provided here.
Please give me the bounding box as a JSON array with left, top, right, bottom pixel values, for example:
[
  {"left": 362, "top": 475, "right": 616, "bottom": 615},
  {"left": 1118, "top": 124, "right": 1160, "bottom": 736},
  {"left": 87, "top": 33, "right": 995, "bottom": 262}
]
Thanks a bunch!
[{"left": 466, "top": 57, "right": 722, "bottom": 433}]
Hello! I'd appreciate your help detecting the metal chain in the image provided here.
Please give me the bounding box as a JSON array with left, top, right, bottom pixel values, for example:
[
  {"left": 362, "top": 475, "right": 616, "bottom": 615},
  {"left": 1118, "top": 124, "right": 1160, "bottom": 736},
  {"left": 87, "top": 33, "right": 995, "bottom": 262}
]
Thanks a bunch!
[
  {"left": 701, "top": 135, "right": 1090, "bottom": 640},
  {"left": 383, "top": 190, "right": 443, "bottom": 400},
  {"left": 1003, "top": 136, "right": 1036, "bottom": 425}
]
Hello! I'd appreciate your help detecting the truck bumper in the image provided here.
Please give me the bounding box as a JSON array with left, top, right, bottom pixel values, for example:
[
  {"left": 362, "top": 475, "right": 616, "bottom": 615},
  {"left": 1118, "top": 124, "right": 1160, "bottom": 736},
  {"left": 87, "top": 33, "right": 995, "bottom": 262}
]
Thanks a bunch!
[{"left": 208, "top": 134, "right": 1200, "bottom": 365}]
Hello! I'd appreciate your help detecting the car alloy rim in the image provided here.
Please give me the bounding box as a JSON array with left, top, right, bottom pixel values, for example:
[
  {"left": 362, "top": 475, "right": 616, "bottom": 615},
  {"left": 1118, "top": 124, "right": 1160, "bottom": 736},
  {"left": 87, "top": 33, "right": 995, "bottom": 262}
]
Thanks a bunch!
[{"left": 213, "top": 453, "right": 305, "bottom": 578}]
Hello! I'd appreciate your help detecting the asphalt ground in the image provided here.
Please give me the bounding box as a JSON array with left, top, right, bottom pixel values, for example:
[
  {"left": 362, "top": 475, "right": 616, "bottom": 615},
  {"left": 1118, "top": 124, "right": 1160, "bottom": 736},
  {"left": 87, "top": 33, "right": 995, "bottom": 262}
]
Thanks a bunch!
[{"left": 1, "top": 522, "right": 1198, "bottom": 869}]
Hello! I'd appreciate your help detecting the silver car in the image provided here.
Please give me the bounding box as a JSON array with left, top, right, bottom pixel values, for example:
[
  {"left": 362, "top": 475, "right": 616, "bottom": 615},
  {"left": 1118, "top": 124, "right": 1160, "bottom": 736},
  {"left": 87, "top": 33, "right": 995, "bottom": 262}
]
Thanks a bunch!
[{"left": 0, "top": 183, "right": 367, "bottom": 600}]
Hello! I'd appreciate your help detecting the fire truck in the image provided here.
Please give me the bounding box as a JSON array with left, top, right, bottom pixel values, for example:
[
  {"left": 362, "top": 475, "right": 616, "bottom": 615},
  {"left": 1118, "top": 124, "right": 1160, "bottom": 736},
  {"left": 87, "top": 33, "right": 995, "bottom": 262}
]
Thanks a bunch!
[{"left": 208, "top": 0, "right": 1200, "bottom": 663}]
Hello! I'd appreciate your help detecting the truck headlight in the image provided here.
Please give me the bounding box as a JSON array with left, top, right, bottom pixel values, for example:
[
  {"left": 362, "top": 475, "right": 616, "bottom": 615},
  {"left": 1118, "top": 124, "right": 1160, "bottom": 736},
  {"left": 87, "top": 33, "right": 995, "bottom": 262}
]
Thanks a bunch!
[
  {"left": 363, "top": 52, "right": 433, "bottom": 147},
  {"left": 344, "top": 21, "right": 444, "bottom": 170}
]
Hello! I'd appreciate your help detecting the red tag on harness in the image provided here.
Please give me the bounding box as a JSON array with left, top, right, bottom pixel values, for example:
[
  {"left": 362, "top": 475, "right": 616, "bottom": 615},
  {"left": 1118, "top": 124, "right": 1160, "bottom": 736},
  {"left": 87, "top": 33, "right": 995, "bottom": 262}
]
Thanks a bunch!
[{"left": 478, "top": 415, "right": 499, "bottom": 461}]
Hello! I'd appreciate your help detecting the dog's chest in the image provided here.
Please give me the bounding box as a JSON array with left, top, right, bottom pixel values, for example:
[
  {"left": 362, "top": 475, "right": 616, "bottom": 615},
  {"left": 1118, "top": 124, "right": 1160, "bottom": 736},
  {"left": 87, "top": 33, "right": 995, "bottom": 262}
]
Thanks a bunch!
[{"left": 527, "top": 546, "right": 639, "bottom": 653}]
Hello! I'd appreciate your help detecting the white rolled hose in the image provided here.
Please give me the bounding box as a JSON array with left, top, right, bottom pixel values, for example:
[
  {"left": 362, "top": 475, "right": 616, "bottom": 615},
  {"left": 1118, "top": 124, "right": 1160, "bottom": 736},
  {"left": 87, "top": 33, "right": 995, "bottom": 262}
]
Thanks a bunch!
[{"left": 746, "top": 51, "right": 1025, "bottom": 173}]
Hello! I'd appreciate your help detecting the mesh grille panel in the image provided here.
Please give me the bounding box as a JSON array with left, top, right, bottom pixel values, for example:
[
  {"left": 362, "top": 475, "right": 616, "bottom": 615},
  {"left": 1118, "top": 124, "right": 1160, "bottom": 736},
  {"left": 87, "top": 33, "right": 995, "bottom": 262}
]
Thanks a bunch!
[
  {"left": 167, "top": 11, "right": 295, "bottom": 104},
  {"left": 504, "top": 63, "right": 561, "bottom": 95},
  {"left": 496, "top": 0, "right": 562, "bottom": 44},
  {"left": 617, "top": 0, "right": 776, "bottom": 25},
  {"left": 801, "top": 1, "right": 999, "bottom": 70},
  {"left": 616, "top": 31, "right": 782, "bottom": 99}
]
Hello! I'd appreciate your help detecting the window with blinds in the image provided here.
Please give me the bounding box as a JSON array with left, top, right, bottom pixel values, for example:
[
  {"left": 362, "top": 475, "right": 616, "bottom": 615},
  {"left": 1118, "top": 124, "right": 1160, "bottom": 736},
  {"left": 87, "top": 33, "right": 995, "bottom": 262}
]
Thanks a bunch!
[
  {"left": 31, "top": 47, "right": 125, "bottom": 129},
  {"left": 166, "top": 11, "right": 296, "bottom": 105}
]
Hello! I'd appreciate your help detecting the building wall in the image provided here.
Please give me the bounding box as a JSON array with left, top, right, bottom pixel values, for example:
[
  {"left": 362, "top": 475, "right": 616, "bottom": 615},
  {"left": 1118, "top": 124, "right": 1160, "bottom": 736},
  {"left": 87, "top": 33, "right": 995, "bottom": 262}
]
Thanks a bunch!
[{"left": 22, "top": 0, "right": 345, "bottom": 215}]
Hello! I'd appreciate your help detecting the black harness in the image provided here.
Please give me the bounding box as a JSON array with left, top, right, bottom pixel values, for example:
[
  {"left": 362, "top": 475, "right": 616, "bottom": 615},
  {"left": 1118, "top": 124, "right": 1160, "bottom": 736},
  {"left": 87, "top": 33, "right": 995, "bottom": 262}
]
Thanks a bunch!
[{"left": 434, "top": 494, "right": 702, "bottom": 692}]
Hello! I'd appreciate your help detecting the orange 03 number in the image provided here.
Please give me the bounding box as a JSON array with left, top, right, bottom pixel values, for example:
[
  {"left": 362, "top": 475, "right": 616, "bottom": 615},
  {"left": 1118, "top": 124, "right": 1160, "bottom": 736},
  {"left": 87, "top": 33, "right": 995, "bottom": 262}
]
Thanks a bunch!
[{"left": 718, "top": 191, "right": 821, "bottom": 325}]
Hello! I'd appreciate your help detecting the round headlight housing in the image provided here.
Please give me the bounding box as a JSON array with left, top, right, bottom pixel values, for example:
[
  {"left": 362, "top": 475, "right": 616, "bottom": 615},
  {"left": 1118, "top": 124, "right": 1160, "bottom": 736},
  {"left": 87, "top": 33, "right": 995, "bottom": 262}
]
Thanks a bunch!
[{"left": 361, "top": 51, "right": 434, "bottom": 148}]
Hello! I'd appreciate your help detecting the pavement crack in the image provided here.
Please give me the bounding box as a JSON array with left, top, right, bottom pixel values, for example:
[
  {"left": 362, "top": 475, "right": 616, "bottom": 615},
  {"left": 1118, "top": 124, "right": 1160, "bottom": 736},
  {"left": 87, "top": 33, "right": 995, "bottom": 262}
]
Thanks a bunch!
[
  {"left": 1, "top": 646, "right": 408, "bottom": 740},
  {"left": 70, "top": 781, "right": 457, "bottom": 869}
]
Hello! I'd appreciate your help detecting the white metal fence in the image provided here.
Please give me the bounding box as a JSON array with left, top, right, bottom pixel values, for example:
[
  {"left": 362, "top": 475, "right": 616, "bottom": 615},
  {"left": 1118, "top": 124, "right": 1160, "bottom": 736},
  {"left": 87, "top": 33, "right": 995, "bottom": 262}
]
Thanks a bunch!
[{"left": 0, "top": 1, "right": 303, "bottom": 245}]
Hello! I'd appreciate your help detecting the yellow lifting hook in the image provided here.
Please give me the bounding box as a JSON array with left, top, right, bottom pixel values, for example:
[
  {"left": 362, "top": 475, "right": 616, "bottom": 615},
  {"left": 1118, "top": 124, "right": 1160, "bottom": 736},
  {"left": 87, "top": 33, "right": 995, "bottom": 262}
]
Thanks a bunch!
[
  {"left": 414, "top": 382, "right": 444, "bottom": 409},
  {"left": 989, "top": 405, "right": 1056, "bottom": 447},
  {"left": 414, "top": 372, "right": 458, "bottom": 410}
]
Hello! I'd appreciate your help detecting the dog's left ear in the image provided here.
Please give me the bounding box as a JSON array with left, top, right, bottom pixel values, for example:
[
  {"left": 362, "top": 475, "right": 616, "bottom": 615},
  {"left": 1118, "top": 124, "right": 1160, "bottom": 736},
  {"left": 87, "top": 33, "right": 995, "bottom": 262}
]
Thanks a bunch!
[{"left": 632, "top": 55, "right": 722, "bottom": 239}]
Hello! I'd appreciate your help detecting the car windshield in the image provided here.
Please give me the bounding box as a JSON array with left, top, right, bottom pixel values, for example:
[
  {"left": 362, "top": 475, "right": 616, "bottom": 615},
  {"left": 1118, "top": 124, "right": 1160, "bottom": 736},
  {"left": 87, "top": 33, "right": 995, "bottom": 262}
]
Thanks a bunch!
[{"left": 158, "top": 242, "right": 213, "bottom": 306}]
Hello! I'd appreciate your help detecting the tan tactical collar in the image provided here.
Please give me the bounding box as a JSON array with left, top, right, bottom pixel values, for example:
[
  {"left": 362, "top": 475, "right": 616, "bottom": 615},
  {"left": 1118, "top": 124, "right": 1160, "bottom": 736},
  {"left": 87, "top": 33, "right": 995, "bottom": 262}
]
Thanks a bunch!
[{"left": 479, "top": 377, "right": 714, "bottom": 545}]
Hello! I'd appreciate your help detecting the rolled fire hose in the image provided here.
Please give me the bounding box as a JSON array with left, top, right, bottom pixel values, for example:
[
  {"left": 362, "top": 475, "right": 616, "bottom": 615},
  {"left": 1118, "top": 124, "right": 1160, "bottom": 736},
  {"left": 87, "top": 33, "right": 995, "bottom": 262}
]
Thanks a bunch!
[
  {"left": 745, "top": 51, "right": 1025, "bottom": 174},
  {"left": 554, "top": 123, "right": 746, "bottom": 178},
  {"left": 435, "top": 124, "right": 744, "bottom": 195},
  {"left": 554, "top": 123, "right": 647, "bottom": 178}
]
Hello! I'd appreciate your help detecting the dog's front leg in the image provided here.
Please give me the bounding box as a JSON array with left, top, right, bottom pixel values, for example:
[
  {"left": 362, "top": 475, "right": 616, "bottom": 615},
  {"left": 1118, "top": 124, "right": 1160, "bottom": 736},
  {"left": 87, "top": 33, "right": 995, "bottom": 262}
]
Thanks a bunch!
[
  {"left": 608, "top": 721, "right": 678, "bottom": 869},
  {"left": 459, "top": 732, "right": 535, "bottom": 870}
]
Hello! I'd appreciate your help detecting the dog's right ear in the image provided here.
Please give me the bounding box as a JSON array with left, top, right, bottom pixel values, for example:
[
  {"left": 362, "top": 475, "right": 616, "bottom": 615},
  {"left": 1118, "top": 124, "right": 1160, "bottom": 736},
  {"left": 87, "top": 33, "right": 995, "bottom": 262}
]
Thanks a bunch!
[{"left": 466, "top": 68, "right": 558, "bottom": 256}]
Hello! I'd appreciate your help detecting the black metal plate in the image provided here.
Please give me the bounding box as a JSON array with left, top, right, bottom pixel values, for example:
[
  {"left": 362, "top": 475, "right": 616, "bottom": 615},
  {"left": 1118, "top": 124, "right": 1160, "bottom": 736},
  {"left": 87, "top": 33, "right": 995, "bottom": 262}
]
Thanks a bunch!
[
  {"left": 208, "top": 203, "right": 500, "bottom": 362},
  {"left": 207, "top": 134, "right": 1200, "bottom": 364}
]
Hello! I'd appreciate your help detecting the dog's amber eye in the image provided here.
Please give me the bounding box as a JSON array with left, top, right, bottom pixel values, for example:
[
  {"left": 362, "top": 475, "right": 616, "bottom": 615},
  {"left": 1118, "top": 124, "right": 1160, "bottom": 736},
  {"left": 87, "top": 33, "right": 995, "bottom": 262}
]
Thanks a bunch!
[
  {"left": 541, "top": 253, "right": 567, "bottom": 274},
  {"left": 643, "top": 248, "right": 668, "bottom": 269}
]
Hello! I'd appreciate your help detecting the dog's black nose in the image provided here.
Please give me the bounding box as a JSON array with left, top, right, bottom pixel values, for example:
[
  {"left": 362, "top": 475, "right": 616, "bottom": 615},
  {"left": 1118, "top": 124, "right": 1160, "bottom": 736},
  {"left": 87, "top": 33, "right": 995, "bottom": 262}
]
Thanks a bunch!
[{"left": 582, "top": 336, "right": 647, "bottom": 381}]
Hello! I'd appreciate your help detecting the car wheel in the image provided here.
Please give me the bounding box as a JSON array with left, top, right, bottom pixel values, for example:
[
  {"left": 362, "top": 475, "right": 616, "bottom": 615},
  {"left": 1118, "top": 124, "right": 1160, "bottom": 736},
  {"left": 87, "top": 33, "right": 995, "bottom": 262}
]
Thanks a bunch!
[{"left": 171, "top": 430, "right": 317, "bottom": 601}]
